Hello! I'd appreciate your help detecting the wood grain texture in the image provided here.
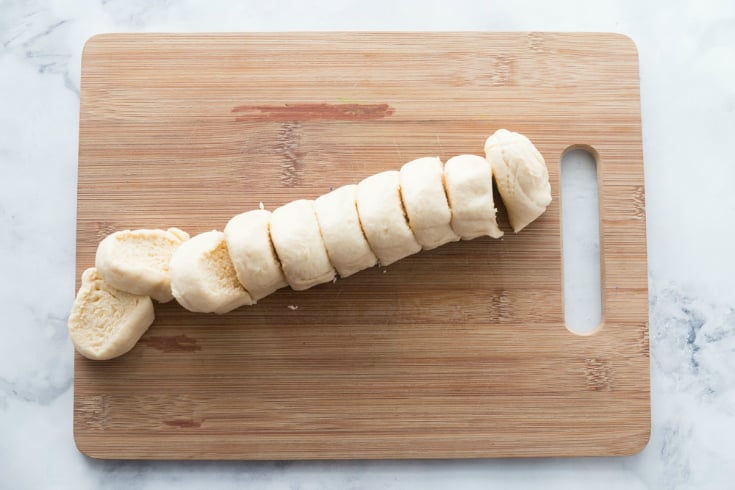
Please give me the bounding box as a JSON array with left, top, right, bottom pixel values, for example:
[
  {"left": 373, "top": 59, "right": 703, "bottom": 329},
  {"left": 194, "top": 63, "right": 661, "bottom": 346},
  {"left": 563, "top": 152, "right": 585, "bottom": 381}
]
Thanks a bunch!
[{"left": 74, "top": 32, "right": 649, "bottom": 459}]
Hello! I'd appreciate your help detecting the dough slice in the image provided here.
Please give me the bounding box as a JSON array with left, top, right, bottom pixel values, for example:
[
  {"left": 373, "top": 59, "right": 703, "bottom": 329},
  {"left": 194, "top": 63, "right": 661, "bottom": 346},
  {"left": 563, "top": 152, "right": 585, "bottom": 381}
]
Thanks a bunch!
[
  {"left": 270, "top": 199, "right": 336, "bottom": 290},
  {"left": 95, "top": 228, "right": 190, "bottom": 302},
  {"left": 68, "top": 267, "right": 154, "bottom": 360},
  {"left": 444, "top": 154, "right": 504, "bottom": 240},
  {"left": 169, "top": 230, "right": 253, "bottom": 314},
  {"left": 224, "top": 210, "right": 287, "bottom": 300},
  {"left": 484, "top": 128, "right": 552, "bottom": 232},
  {"left": 399, "top": 157, "right": 460, "bottom": 250},
  {"left": 314, "top": 184, "right": 377, "bottom": 278},
  {"left": 356, "top": 170, "right": 421, "bottom": 265}
]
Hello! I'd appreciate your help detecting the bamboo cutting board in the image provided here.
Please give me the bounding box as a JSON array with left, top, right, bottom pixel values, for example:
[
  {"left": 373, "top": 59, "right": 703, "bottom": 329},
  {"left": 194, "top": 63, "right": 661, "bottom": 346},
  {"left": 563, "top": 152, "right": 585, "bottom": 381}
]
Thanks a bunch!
[{"left": 74, "top": 33, "right": 649, "bottom": 459}]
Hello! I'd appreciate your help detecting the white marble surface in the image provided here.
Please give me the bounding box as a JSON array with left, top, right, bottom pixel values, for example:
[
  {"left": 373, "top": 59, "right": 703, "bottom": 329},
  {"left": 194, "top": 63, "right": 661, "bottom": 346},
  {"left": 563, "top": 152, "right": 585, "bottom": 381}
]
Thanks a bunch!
[{"left": 1, "top": 0, "right": 734, "bottom": 488}]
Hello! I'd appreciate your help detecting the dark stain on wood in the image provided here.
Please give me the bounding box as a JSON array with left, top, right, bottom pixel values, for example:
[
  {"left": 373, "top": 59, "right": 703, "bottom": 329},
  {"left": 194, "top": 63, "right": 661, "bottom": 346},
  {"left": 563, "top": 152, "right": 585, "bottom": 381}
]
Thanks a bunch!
[
  {"left": 140, "top": 335, "right": 201, "bottom": 353},
  {"left": 163, "top": 418, "right": 202, "bottom": 428}
]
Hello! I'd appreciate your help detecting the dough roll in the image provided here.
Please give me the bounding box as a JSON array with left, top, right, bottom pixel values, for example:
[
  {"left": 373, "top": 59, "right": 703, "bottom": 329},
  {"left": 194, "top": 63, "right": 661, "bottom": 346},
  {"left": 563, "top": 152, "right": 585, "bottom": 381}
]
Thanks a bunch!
[{"left": 73, "top": 129, "right": 553, "bottom": 360}]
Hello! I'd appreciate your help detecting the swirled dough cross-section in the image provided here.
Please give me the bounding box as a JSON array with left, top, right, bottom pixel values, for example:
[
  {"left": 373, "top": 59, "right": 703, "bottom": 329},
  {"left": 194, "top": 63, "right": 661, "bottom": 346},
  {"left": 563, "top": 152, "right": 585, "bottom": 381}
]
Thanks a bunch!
[{"left": 484, "top": 129, "right": 552, "bottom": 232}]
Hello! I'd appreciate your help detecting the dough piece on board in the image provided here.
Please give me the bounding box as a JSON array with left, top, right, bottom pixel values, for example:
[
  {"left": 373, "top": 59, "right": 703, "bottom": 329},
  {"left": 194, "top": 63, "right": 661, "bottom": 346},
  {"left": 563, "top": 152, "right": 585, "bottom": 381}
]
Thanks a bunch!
[
  {"left": 444, "top": 154, "right": 504, "bottom": 239},
  {"left": 225, "top": 210, "right": 287, "bottom": 300},
  {"left": 169, "top": 230, "right": 253, "bottom": 314},
  {"left": 95, "top": 228, "right": 190, "bottom": 303},
  {"left": 356, "top": 170, "right": 421, "bottom": 265},
  {"left": 68, "top": 267, "right": 154, "bottom": 360},
  {"left": 270, "top": 199, "right": 336, "bottom": 290},
  {"left": 484, "top": 128, "right": 552, "bottom": 232},
  {"left": 399, "top": 157, "right": 460, "bottom": 250},
  {"left": 314, "top": 184, "right": 378, "bottom": 278}
]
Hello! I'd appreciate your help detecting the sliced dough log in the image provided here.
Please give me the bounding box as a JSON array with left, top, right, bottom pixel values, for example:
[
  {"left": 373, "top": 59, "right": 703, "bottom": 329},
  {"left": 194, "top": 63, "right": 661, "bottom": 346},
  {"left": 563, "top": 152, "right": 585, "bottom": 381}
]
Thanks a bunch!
[
  {"left": 484, "top": 128, "right": 552, "bottom": 232},
  {"left": 95, "top": 228, "right": 190, "bottom": 302},
  {"left": 314, "top": 184, "right": 377, "bottom": 278},
  {"left": 170, "top": 230, "right": 253, "bottom": 314},
  {"left": 399, "top": 157, "right": 460, "bottom": 250},
  {"left": 356, "top": 170, "right": 421, "bottom": 265},
  {"left": 444, "top": 154, "right": 504, "bottom": 239},
  {"left": 68, "top": 268, "right": 154, "bottom": 360},
  {"left": 270, "top": 199, "right": 336, "bottom": 290},
  {"left": 224, "top": 210, "right": 287, "bottom": 300}
]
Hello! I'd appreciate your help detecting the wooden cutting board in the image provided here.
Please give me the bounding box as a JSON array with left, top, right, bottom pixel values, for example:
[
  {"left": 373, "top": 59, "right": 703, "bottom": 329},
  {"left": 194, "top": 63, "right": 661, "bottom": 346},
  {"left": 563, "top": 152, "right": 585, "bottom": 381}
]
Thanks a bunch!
[{"left": 74, "top": 32, "right": 649, "bottom": 459}]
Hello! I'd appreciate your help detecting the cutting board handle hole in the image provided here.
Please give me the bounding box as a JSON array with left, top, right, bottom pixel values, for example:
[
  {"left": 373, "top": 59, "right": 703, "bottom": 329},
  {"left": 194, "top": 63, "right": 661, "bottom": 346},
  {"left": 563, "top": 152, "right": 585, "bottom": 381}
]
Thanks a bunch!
[{"left": 561, "top": 146, "right": 602, "bottom": 335}]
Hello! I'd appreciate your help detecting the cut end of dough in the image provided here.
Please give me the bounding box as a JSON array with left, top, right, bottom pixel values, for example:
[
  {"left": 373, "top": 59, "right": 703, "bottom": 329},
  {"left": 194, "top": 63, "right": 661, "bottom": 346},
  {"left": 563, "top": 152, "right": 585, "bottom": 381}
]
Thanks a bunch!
[
  {"left": 95, "top": 227, "right": 190, "bottom": 303},
  {"left": 68, "top": 268, "right": 155, "bottom": 361},
  {"left": 170, "top": 230, "right": 254, "bottom": 314},
  {"left": 484, "top": 129, "right": 552, "bottom": 232}
]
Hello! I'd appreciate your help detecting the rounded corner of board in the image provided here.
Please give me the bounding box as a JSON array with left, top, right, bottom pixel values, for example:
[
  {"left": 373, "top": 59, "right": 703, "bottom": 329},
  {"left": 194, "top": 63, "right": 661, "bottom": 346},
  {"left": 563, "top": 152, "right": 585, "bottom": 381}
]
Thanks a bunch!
[
  {"left": 81, "top": 33, "right": 112, "bottom": 55},
  {"left": 623, "top": 428, "right": 652, "bottom": 457},
  {"left": 73, "top": 430, "right": 105, "bottom": 460},
  {"left": 606, "top": 32, "right": 640, "bottom": 60}
]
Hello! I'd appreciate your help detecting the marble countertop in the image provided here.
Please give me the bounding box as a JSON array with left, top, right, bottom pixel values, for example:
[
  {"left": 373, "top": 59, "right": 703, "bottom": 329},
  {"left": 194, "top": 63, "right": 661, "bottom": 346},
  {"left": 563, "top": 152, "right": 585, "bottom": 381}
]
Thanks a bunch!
[{"left": 2, "top": 0, "right": 734, "bottom": 488}]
